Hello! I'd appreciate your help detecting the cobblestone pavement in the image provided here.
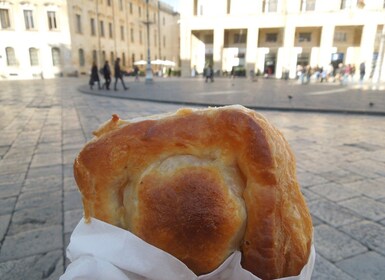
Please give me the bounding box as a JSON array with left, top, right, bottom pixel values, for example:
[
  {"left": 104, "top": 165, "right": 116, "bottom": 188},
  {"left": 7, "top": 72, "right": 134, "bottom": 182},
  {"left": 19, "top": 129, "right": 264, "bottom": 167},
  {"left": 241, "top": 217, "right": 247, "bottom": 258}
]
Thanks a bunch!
[{"left": 0, "top": 78, "right": 384, "bottom": 279}]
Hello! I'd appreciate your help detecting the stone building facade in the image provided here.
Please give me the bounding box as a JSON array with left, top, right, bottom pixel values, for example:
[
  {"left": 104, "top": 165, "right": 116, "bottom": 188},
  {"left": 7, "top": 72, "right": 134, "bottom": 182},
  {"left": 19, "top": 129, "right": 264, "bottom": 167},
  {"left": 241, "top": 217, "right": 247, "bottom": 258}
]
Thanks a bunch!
[
  {"left": 179, "top": 0, "right": 385, "bottom": 81},
  {"left": 0, "top": 0, "right": 179, "bottom": 80}
]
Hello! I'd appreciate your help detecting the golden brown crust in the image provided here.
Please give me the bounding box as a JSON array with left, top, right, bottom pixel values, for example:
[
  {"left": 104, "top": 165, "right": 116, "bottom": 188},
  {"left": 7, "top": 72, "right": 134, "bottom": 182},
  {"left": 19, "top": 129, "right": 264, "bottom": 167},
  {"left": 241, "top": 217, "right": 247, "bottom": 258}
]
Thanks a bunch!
[{"left": 74, "top": 105, "right": 313, "bottom": 279}]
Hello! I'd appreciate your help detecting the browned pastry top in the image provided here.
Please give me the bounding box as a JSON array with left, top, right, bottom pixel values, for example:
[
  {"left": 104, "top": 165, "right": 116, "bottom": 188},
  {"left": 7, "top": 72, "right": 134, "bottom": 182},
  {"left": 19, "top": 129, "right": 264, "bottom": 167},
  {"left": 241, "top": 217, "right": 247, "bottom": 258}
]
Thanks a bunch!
[{"left": 74, "top": 105, "right": 313, "bottom": 279}]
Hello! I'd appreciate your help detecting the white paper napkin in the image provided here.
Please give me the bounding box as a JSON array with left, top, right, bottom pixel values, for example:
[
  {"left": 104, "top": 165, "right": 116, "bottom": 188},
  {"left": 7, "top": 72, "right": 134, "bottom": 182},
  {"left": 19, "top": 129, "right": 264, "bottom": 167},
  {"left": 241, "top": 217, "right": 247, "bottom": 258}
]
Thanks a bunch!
[{"left": 60, "top": 218, "right": 315, "bottom": 280}]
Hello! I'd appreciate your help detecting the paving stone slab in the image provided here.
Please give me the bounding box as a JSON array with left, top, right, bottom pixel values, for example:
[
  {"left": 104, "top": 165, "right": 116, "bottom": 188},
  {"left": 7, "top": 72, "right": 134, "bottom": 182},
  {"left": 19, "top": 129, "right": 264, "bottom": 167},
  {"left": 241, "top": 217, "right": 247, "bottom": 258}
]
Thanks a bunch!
[
  {"left": 0, "top": 214, "right": 11, "bottom": 242},
  {"left": 309, "top": 182, "right": 360, "bottom": 202},
  {"left": 64, "top": 209, "right": 83, "bottom": 234},
  {"left": 314, "top": 224, "right": 367, "bottom": 262},
  {"left": 340, "top": 220, "right": 385, "bottom": 256},
  {"left": 30, "top": 152, "right": 62, "bottom": 168},
  {"left": 312, "top": 253, "right": 355, "bottom": 280},
  {"left": 8, "top": 205, "right": 62, "bottom": 235},
  {"left": 0, "top": 225, "right": 62, "bottom": 262},
  {"left": 339, "top": 197, "right": 385, "bottom": 221},
  {"left": 308, "top": 199, "right": 362, "bottom": 227},
  {"left": 336, "top": 251, "right": 385, "bottom": 280},
  {"left": 0, "top": 182, "right": 23, "bottom": 199},
  {"left": 23, "top": 175, "right": 62, "bottom": 193},
  {"left": 297, "top": 171, "right": 330, "bottom": 188},
  {"left": 345, "top": 178, "right": 385, "bottom": 199},
  {"left": 0, "top": 196, "right": 17, "bottom": 215},
  {"left": 64, "top": 190, "right": 82, "bottom": 211},
  {"left": 15, "top": 190, "right": 61, "bottom": 211},
  {"left": 0, "top": 249, "right": 63, "bottom": 280},
  {"left": 26, "top": 164, "right": 62, "bottom": 180}
]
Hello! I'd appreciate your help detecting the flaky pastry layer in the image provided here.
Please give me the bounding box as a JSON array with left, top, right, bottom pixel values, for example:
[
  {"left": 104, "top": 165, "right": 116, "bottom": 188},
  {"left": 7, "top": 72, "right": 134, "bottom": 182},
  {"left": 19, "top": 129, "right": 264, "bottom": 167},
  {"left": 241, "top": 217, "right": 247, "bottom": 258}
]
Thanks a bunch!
[{"left": 74, "top": 105, "right": 313, "bottom": 279}]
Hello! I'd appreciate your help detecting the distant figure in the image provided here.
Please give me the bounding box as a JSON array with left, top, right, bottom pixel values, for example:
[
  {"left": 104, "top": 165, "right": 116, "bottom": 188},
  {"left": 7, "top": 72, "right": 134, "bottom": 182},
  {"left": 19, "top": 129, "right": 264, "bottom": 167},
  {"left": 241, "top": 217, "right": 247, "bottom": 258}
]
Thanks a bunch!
[
  {"left": 102, "top": 61, "right": 111, "bottom": 90},
  {"left": 205, "top": 65, "right": 214, "bottom": 82},
  {"left": 89, "top": 62, "right": 101, "bottom": 90},
  {"left": 191, "top": 65, "right": 197, "bottom": 77},
  {"left": 134, "top": 65, "right": 140, "bottom": 81},
  {"left": 359, "top": 62, "right": 366, "bottom": 83},
  {"left": 114, "top": 58, "right": 128, "bottom": 91}
]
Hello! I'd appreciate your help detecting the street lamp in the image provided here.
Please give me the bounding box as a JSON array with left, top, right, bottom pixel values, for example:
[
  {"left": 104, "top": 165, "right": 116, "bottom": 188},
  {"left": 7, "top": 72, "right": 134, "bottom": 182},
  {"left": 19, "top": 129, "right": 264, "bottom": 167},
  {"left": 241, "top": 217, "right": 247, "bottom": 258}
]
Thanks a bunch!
[{"left": 144, "top": 0, "right": 153, "bottom": 83}]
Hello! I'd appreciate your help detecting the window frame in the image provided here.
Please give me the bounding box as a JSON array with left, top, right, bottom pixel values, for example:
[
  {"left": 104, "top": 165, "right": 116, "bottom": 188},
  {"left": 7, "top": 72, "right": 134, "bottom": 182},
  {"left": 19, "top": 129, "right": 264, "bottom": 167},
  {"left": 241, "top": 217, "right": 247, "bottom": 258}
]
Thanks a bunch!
[
  {"left": 47, "top": 11, "right": 58, "bottom": 30},
  {"left": 6, "top": 47, "right": 17, "bottom": 66},
  {"left": 29, "top": 47, "right": 39, "bottom": 66},
  {"left": 52, "top": 47, "right": 61, "bottom": 66},
  {"left": 23, "top": 9, "right": 35, "bottom": 30},
  {"left": 0, "top": 8, "right": 11, "bottom": 29}
]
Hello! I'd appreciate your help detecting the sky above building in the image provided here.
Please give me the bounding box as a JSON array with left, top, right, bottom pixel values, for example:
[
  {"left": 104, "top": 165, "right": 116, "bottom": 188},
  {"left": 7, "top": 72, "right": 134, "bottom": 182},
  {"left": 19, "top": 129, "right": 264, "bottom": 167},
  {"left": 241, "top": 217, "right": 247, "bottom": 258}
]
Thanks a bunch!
[{"left": 162, "top": 0, "right": 181, "bottom": 12}]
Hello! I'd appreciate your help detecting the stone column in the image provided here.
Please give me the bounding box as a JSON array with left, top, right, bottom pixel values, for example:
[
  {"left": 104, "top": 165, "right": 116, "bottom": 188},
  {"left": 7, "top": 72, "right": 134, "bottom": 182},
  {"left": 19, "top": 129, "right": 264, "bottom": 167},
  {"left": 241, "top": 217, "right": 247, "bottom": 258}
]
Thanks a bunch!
[
  {"left": 213, "top": 27, "right": 224, "bottom": 74},
  {"left": 319, "top": 24, "right": 335, "bottom": 68},
  {"left": 246, "top": 27, "right": 258, "bottom": 74},
  {"left": 180, "top": 22, "right": 192, "bottom": 77}
]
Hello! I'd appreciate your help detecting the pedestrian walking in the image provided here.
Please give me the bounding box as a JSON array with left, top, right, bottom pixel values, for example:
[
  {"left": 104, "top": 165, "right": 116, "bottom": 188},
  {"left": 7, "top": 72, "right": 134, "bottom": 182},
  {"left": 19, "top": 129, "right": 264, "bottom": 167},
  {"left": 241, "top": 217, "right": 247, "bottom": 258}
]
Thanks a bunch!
[
  {"left": 114, "top": 58, "right": 128, "bottom": 91},
  {"left": 89, "top": 62, "right": 101, "bottom": 90},
  {"left": 134, "top": 65, "right": 140, "bottom": 81},
  {"left": 359, "top": 62, "right": 366, "bottom": 84},
  {"left": 205, "top": 65, "right": 214, "bottom": 82},
  {"left": 102, "top": 61, "right": 111, "bottom": 90}
]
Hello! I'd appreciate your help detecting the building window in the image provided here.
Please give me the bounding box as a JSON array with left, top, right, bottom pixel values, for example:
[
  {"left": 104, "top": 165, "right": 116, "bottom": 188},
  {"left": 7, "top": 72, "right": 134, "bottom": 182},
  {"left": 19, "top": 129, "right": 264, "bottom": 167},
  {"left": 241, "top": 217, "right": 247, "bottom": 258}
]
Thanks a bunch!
[
  {"left": 299, "top": 32, "right": 311, "bottom": 42},
  {"left": 24, "top": 10, "right": 34, "bottom": 30},
  {"left": 91, "top": 18, "right": 96, "bottom": 36},
  {"left": 131, "top": 53, "right": 135, "bottom": 65},
  {"left": 29, "top": 48, "right": 39, "bottom": 66},
  {"left": 0, "top": 9, "right": 11, "bottom": 29},
  {"left": 76, "top": 14, "right": 82, "bottom": 33},
  {"left": 130, "top": 28, "right": 134, "bottom": 42},
  {"left": 154, "top": 31, "right": 157, "bottom": 46},
  {"left": 129, "top": 3, "right": 133, "bottom": 14},
  {"left": 107, "top": 0, "right": 111, "bottom": 6},
  {"left": 100, "top": 20, "right": 104, "bottom": 37},
  {"left": 109, "top": 22, "right": 113, "bottom": 38},
  {"left": 139, "top": 30, "right": 143, "bottom": 44},
  {"left": 227, "top": 0, "right": 231, "bottom": 14},
  {"left": 234, "top": 33, "right": 246, "bottom": 43},
  {"left": 6, "top": 47, "right": 17, "bottom": 66},
  {"left": 301, "top": 0, "right": 316, "bottom": 11},
  {"left": 102, "top": 50, "right": 106, "bottom": 63},
  {"left": 263, "top": 0, "right": 278, "bottom": 13},
  {"left": 79, "top": 48, "right": 85, "bottom": 66},
  {"left": 334, "top": 32, "right": 347, "bottom": 42},
  {"left": 138, "top": 6, "right": 141, "bottom": 17},
  {"left": 266, "top": 33, "right": 278, "bottom": 42},
  {"left": 153, "top": 13, "right": 156, "bottom": 23},
  {"left": 340, "top": 0, "right": 355, "bottom": 9},
  {"left": 163, "top": 17, "right": 165, "bottom": 26},
  {"left": 119, "top": 0, "right": 123, "bottom": 10},
  {"left": 47, "top": 11, "right": 58, "bottom": 30},
  {"left": 120, "top": 25, "right": 124, "bottom": 40},
  {"left": 163, "top": 35, "right": 166, "bottom": 47},
  {"left": 122, "top": 52, "right": 126, "bottom": 66},
  {"left": 110, "top": 51, "right": 114, "bottom": 64},
  {"left": 92, "top": 50, "right": 97, "bottom": 63},
  {"left": 52, "top": 47, "right": 61, "bottom": 66}
]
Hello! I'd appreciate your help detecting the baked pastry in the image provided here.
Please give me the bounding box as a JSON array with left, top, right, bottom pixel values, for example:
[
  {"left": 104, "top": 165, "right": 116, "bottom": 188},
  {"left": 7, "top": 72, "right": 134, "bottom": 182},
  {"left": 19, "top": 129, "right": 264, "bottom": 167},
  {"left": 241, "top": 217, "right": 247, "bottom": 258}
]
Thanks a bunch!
[{"left": 74, "top": 105, "right": 313, "bottom": 279}]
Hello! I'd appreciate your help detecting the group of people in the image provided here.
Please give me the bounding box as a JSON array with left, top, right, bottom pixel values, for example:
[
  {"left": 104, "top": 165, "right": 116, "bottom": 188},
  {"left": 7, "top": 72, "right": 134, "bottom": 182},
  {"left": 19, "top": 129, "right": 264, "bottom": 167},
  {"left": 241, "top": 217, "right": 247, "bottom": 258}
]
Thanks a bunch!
[
  {"left": 89, "top": 58, "right": 128, "bottom": 91},
  {"left": 296, "top": 62, "right": 366, "bottom": 85}
]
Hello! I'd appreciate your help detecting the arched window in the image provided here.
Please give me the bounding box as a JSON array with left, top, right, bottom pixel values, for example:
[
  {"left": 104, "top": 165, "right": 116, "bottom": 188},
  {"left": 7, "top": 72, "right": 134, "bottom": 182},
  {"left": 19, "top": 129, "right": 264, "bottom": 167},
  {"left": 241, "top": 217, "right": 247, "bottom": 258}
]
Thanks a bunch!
[
  {"left": 29, "top": 47, "right": 39, "bottom": 66},
  {"left": 92, "top": 50, "right": 97, "bottom": 64},
  {"left": 5, "top": 47, "right": 17, "bottom": 66},
  {"left": 79, "top": 48, "right": 85, "bottom": 66},
  {"left": 101, "top": 50, "right": 106, "bottom": 63},
  {"left": 52, "top": 47, "right": 61, "bottom": 66}
]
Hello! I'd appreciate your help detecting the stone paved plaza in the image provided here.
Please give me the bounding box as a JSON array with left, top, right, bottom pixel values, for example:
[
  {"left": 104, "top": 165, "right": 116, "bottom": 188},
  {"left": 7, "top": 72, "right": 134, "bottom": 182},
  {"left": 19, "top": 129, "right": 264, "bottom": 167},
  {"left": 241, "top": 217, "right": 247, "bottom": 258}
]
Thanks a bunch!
[{"left": 0, "top": 77, "right": 384, "bottom": 279}]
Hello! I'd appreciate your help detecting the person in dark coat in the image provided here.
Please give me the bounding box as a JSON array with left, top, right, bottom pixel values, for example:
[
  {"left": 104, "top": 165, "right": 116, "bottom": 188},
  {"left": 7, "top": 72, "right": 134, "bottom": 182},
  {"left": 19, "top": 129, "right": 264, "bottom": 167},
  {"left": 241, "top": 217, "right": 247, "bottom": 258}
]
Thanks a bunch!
[
  {"left": 114, "top": 58, "right": 128, "bottom": 91},
  {"left": 102, "top": 61, "right": 111, "bottom": 90},
  {"left": 89, "top": 62, "right": 101, "bottom": 90}
]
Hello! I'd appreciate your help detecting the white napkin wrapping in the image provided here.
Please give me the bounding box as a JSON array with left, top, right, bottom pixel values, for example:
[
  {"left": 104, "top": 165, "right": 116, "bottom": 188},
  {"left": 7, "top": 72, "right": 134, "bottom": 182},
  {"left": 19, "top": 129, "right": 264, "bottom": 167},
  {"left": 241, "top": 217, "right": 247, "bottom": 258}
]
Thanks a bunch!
[{"left": 60, "top": 218, "right": 315, "bottom": 280}]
